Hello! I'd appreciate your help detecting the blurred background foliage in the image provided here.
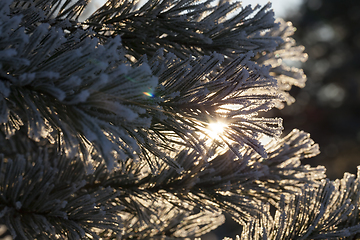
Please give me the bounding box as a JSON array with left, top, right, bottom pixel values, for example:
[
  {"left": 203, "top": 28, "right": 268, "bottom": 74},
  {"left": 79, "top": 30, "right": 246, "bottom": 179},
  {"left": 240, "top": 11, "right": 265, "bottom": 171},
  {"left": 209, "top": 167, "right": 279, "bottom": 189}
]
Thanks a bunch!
[{"left": 275, "top": 0, "right": 360, "bottom": 180}]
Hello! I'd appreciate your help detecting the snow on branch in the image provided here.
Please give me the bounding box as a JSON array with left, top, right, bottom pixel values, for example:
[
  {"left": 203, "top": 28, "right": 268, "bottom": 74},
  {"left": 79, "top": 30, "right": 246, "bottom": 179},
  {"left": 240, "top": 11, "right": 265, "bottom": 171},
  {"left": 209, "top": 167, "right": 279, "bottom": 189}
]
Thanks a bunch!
[
  {"left": 148, "top": 50, "right": 283, "bottom": 158},
  {"left": 123, "top": 130, "right": 323, "bottom": 227},
  {"left": 87, "top": 0, "right": 280, "bottom": 60},
  {"left": 1, "top": 4, "right": 165, "bottom": 170},
  {"left": 2, "top": 0, "right": 360, "bottom": 239},
  {"left": 254, "top": 19, "right": 308, "bottom": 108},
  {"left": 239, "top": 168, "right": 360, "bottom": 239},
  {"left": 0, "top": 151, "right": 123, "bottom": 239}
]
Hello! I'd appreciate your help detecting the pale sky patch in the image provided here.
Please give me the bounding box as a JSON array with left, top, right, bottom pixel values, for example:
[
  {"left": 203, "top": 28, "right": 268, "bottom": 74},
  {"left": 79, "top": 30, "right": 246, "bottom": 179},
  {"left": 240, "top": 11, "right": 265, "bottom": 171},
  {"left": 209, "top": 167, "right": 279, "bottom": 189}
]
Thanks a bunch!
[{"left": 240, "top": 0, "right": 303, "bottom": 18}]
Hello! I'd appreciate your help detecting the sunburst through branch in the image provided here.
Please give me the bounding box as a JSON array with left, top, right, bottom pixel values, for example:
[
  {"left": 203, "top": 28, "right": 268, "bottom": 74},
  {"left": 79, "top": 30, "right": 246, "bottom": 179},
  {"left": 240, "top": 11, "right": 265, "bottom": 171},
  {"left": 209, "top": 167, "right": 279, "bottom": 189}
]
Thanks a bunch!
[{"left": 206, "top": 121, "right": 228, "bottom": 139}]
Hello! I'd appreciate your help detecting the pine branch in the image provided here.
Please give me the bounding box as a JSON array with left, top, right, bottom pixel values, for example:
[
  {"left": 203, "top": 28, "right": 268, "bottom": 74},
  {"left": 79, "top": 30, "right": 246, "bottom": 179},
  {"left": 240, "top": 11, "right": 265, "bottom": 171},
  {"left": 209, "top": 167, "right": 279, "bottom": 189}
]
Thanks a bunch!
[
  {"left": 2, "top": 0, "right": 285, "bottom": 171},
  {"left": 135, "top": 129, "right": 323, "bottom": 226},
  {"left": 238, "top": 168, "right": 360, "bottom": 239},
  {"left": 0, "top": 137, "right": 226, "bottom": 239},
  {"left": 85, "top": 0, "right": 280, "bottom": 60},
  {"left": 2, "top": 0, "right": 359, "bottom": 239},
  {"left": 254, "top": 19, "right": 308, "bottom": 108},
  {"left": 2, "top": 1, "right": 167, "bottom": 170},
  {"left": 147, "top": 49, "right": 283, "bottom": 158},
  {"left": 11, "top": 0, "right": 89, "bottom": 21},
  {"left": 0, "top": 151, "right": 123, "bottom": 239},
  {"left": 0, "top": 129, "right": 322, "bottom": 239}
]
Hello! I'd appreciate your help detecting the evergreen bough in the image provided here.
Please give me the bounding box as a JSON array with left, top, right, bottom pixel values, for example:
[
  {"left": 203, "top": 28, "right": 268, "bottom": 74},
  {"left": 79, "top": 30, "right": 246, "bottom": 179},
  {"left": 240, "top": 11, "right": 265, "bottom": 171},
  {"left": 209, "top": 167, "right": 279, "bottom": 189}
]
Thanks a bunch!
[{"left": 0, "top": 0, "right": 359, "bottom": 239}]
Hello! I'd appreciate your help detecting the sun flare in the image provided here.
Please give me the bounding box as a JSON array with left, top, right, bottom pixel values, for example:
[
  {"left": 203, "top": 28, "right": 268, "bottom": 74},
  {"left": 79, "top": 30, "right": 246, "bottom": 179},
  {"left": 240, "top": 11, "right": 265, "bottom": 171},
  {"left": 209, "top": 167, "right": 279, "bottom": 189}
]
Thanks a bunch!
[{"left": 207, "top": 121, "right": 227, "bottom": 139}]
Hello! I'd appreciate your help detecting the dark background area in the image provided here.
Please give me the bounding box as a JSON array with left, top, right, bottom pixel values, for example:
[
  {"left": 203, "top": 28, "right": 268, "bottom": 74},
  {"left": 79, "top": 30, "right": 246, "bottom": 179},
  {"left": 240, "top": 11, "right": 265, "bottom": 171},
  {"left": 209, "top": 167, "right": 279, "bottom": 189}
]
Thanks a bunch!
[{"left": 277, "top": 0, "right": 360, "bottom": 180}]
